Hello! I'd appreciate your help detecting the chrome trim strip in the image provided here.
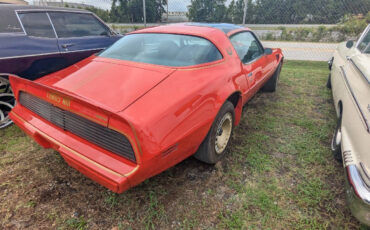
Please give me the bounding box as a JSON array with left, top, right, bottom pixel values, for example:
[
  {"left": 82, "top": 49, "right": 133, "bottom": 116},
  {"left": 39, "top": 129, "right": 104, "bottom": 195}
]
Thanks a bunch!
[
  {"left": 14, "top": 11, "right": 26, "bottom": 35},
  {"left": 347, "top": 165, "right": 370, "bottom": 204},
  {"left": 361, "top": 163, "right": 370, "bottom": 183},
  {"left": 15, "top": 9, "right": 90, "bottom": 14},
  {"left": 0, "top": 48, "right": 104, "bottom": 60},
  {"left": 0, "top": 32, "right": 26, "bottom": 36},
  {"left": 0, "top": 52, "right": 60, "bottom": 60},
  {"left": 46, "top": 12, "right": 59, "bottom": 39},
  {"left": 349, "top": 58, "right": 370, "bottom": 84},
  {"left": 340, "top": 66, "right": 370, "bottom": 133},
  {"left": 356, "top": 24, "right": 370, "bottom": 52},
  {"left": 59, "top": 47, "right": 105, "bottom": 54}
]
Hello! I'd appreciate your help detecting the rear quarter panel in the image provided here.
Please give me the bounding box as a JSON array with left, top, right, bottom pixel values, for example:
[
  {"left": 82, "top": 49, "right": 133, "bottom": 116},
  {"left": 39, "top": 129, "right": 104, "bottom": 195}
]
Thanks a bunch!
[
  {"left": 120, "top": 57, "right": 245, "bottom": 181},
  {"left": 331, "top": 43, "right": 370, "bottom": 183}
]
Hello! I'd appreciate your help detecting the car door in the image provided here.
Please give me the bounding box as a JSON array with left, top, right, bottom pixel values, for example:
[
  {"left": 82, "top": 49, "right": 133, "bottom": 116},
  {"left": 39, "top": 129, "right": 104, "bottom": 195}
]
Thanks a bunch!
[
  {"left": 230, "top": 31, "right": 266, "bottom": 99},
  {"left": 14, "top": 12, "right": 63, "bottom": 79},
  {"left": 48, "top": 11, "right": 119, "bottom": 66}
]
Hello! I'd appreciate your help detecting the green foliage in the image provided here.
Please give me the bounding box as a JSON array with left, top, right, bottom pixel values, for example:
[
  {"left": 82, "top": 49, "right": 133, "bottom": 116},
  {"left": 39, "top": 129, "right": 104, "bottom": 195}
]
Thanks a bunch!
[
  {"left": 143, "top": 191, "right": 166, "bottom": 230},
  {"left": 188, "top": 0, "right": 370, "bottom": 24},
  {"left": 65, "top": 216, "right": 88, "bottom": 230},
  {"left": 110, "top": 0, "right": 166, "bottom": 23},
  {"left": 85, "top": 7, "right": 111, "bottom": 22},
  {"left": 187, "top": 0, "right": 228, "bottom": 22},
  {"left": 262, "top": 13, "right": 369, "bottom": 42},
  {"left": 334, "top": 13, "right": 370, "bottom": 37}
]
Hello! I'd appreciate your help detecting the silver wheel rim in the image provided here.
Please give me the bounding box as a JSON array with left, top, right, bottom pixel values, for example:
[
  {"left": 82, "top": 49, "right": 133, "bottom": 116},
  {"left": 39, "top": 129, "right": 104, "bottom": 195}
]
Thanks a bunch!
[
  {"left": 0, "top": 77, "right": 15, "bottom": 129},
  {"left": 215, "top": 113, "right": 232, "bottom": 154}
]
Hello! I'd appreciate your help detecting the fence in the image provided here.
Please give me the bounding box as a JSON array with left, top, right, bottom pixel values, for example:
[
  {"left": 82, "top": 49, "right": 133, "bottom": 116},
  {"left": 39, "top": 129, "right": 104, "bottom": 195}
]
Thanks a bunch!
[{"left": 29, "top": 0, "right": 370, "bottom": 61}]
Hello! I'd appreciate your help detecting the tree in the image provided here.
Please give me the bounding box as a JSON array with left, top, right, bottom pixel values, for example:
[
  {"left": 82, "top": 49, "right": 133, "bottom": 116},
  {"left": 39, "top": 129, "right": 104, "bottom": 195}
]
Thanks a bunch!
[
  {"left": 228, "top": 0, "right": 254, "bottom": 24},
  {"left": 110, "top": 0, "right": 166, "bottom": 23},
  {"left": 187, "top": 0, "right": 228, "bottom": 22},
  {"left": 85, "top": 6, "right": 111, "bottom": 22}
]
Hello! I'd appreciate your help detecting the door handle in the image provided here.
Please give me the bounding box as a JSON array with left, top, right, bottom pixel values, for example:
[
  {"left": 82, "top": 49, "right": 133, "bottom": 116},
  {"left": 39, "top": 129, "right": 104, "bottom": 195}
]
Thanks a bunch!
[
  {"left": 61, "top": 43, "right": 74, "bottom": 49},
  {"left": 248, "top": 72, "right": 253, "bottom": 77}
]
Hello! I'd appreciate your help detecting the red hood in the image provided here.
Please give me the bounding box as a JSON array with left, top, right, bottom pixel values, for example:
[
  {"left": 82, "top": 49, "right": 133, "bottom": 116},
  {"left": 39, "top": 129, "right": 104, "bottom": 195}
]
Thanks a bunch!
[{"left": 41, "top": 57, "right": 175, "bottom": 112}]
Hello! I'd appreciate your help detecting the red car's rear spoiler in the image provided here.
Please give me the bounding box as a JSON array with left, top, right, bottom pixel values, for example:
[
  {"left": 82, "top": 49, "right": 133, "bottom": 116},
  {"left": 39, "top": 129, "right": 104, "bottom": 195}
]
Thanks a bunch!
[
  {"left": 9, "top": 74, "right": 142, "bottom": 163},
  {"left": 9, "top": 74, "right": 116, "bottom": 127}
]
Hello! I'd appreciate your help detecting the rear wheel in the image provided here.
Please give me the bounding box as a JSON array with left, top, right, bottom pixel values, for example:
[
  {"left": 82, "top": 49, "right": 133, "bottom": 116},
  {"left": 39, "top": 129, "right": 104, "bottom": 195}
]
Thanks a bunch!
[
  {"left": 194, "top": 101, "right": 235, "bottom": 164},
  {"left": 331, "top": 114, "right": 342, "bottom": 161},
  {"left": 0, "top": 76, "right": 15, "bottom": 129},
  {"left": 261, "top": 62, "right": 282, "bottom": 92}
]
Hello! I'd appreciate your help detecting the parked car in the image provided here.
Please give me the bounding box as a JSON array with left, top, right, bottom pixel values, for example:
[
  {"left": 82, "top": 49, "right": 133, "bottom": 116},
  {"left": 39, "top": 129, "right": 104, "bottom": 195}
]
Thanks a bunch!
[
  {"left": 328, "top": 24, "right": 370, "bottom": 225},
  {"left": 9, "top": 23, "right": 283, "bottom": 193},
  {"left": 0, "top": 5, "right": 121, "bottom": 128}
]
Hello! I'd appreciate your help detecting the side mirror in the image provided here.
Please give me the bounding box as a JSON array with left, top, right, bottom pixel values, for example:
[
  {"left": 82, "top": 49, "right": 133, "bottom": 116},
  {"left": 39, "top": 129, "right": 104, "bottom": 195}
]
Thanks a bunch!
[
  {"left": 264, "top": 48, "right": 273, "bottom": 55},
  {"left": 346, "top": 40, "right": 354, "bottom": 49}
]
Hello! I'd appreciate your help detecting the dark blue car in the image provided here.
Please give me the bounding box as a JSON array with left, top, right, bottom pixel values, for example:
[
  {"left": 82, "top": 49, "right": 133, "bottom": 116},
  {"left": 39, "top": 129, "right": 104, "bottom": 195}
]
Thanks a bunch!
[{"left": 0, "top": 5, "right": 122, "bottom": 128}]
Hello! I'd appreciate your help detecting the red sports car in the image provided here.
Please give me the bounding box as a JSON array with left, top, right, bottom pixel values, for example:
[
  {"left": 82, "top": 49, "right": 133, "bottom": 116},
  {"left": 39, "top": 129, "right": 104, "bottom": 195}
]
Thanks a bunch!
[{"left": 9, "top": 23, "right": 283, "bottom": 193}]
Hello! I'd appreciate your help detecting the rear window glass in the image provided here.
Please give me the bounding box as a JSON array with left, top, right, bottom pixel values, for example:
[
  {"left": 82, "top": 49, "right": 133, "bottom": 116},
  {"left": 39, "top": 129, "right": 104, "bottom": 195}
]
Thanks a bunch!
[
  {"left": 0, "top": 11, "right": 23, "bottom": 33},
  {"left": 49, "top": 12, "right": 110, "bottom": 38},
  {"left": 99, "top": 33, "right": 223, "bottom": 67}
]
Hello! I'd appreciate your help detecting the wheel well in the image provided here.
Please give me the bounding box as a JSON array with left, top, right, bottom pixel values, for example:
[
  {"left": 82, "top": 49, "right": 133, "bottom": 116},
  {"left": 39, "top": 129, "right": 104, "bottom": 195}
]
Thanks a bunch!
[
  {"left": 0, "top": 74, "right": 9, "bottom": 80},
  {"left": 338, "top": 101, "right": 343, "bottom": 117},
  {"left": 227, "top": 92, "right": 241, "bottom": 109}
]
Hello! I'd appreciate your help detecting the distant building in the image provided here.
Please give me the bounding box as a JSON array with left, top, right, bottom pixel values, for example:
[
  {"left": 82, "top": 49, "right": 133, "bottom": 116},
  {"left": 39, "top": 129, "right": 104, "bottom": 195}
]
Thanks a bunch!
[
  {"left": 33, "top": 0, "right": 94, "bottom": 9},
  {"left": 0, "top": 0, "right": 28, "bottom": 5}
]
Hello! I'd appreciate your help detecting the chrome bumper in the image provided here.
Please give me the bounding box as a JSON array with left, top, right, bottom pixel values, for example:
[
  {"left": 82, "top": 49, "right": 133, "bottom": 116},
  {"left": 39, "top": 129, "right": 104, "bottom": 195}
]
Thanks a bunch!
[{"left": 345, "top": 165, "right": 370, "bottom": 225}]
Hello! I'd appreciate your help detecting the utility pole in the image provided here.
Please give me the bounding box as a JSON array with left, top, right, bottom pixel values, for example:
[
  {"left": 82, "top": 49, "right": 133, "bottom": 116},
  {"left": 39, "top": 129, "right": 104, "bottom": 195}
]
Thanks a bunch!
[
  {"left": 143, "top": 0, "right": 147, "bottom": 27},
  {"left": 167, "top": 0, "right": 169, "bottom": 23},
  {"left": 242, "top": 0, "right": 247, "bottom": 26}
]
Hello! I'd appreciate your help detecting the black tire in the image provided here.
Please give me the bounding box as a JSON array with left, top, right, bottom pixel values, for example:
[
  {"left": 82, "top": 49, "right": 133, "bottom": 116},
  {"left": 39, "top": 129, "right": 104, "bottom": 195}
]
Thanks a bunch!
[
  {"left": 194, "top": 101, "right": 235, "bottom": 164},
  {"left": 261, "top": 62, "right": 282, "bottom": 92},
  {"left": 0, "top": 76, "right": 15, "bottom": 129},
  {"left": 331, "top": 114, "right": 342, "bottom": 161},
  {"left": 327, "top": 73, "right": 332, "bottom": 89}
]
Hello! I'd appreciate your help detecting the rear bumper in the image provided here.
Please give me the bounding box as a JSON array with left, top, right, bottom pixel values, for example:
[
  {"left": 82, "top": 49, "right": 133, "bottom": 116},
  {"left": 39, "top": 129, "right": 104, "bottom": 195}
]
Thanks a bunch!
[
  {"left": 345, "top": 165, "right": 370, "bottom": 225},
  {"left": 10, "top": 107, "right": 139, "bottom": 193}
]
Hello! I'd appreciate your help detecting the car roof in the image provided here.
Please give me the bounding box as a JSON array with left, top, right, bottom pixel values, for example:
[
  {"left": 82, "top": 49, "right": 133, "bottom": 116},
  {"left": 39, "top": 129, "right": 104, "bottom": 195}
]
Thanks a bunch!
[
  {"left": 0, "top": 4, "right": 89, "bottom": 13},
  {"left": 131, "top": 23, "right": 248, "bottom": 38},
  {"left": 0, "top": 5, "right": 90, "bottom": 34},
  {"left": 185, "top": 23, "right": 245, "bottom": 34}
]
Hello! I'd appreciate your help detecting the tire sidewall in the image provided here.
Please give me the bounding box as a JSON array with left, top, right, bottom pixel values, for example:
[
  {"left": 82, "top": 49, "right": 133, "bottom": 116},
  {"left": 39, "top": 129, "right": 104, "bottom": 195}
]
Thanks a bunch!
[
  {"left": 262, "top": 62, "right": 282, "bottom": 92},
  {"left": 206, "top": 101, "right": 235, "bottom": 163},
  {"left": 274, "top": 63, "right": 282, "bottom": 88}
]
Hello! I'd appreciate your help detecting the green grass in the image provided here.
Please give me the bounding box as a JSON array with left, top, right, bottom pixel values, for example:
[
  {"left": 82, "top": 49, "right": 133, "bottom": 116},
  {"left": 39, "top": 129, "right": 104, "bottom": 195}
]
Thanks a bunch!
[{"left": 0, "top": 61, "right": 363, "bottom": 229}]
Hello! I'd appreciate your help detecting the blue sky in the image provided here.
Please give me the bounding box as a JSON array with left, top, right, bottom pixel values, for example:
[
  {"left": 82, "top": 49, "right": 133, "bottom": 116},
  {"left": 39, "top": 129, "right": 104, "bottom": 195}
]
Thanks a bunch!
[{"left": 26, "top": 0, "right": 233, "bottom": 11}]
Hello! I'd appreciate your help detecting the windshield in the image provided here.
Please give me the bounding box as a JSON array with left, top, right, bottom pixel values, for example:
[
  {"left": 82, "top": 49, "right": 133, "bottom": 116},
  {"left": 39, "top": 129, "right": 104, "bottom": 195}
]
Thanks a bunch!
[
  {"left": 99, "top": 33, "right": 223, "bottom": 67},
  {"left": 358, "top": 27, "right": 370, "bottom": 53}
]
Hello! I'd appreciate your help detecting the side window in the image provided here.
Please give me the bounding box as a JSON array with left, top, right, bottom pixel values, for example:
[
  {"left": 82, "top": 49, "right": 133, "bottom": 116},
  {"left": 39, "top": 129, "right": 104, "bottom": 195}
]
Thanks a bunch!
[
  {"left": 0, "top": 12, "right": 23, "bottom": 34},
  {"left": 18, "top": 13, "right": 55, "bottom": 38},
  {"left": 230, "top": 32, "right": 264, "bottom": 63},
  {"left": 49, "top": 12, "right": 111, "bottom": 38},
  {"left": 357, "top": 30, "right": 370, "bottom": 53}
]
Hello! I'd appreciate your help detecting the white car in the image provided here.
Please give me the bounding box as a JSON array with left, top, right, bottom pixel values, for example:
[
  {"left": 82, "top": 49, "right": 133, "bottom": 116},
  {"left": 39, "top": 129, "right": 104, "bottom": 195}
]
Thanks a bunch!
[{"left": 328, "top": 24, "right": 370, "bottom": 225}]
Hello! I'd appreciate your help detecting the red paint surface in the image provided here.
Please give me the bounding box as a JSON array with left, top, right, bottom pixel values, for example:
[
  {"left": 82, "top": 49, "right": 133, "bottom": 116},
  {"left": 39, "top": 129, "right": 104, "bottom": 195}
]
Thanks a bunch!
[{"left": 9, "top": 25, "right": 283, "bottom": 193}]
